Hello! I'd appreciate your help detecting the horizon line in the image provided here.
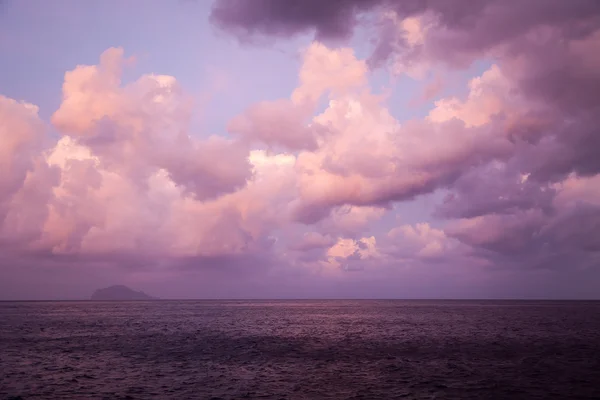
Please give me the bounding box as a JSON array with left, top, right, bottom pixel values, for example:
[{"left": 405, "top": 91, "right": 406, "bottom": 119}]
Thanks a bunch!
[{"left": 1, "top": 298, "right": 599, "bottom": 302}]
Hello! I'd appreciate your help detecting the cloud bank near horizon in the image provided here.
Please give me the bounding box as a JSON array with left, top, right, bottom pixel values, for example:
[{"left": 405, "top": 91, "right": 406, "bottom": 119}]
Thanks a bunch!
[{"left": 1, "top": 0, "right": 600, "bottom": 298}]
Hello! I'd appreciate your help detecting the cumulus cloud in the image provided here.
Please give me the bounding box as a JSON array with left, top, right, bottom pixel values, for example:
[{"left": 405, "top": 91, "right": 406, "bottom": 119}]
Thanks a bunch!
[
  {"left": 52, "top": 48, "right": 252, "bottom": 201},
  {"left": 2, "top": 0, "right": 600, "bottom": 297},
  {"left": 444, "top": 172, "right": 600, "bottom": 271},
  {"left": 387, "top": 222, "right": 456, "bottom": 260},
  {"left": 208, "top": 0, "right": 600, "bottom": 293},
  {"left": 212, "top": 0, "right": 600, "bottom": 180},
  {"left": 1, "top": 49, "right": 272, "bottom": 267},
  {"left": 0, "top": 96, "right": 59, "bottom": 251}
]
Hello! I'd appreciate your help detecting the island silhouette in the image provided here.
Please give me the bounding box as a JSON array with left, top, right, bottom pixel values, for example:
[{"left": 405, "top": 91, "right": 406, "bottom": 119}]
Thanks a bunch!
[{"left": 90, "top": 285, "right": 157, "bottom": 300}]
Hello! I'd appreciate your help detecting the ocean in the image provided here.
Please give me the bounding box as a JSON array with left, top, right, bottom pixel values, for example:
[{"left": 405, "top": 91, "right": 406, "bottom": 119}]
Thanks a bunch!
[{"left": 1, "top": 300, "right": 599, "bottom": 399}]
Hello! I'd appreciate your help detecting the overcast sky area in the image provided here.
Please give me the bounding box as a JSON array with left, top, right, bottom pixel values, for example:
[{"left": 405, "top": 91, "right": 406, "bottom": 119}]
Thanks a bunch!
[{"left": 1, "top": 0, "right": 600, "bottom": 300}]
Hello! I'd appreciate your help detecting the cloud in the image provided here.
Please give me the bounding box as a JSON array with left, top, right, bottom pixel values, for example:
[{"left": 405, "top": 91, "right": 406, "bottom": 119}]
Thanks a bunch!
[
  {"left": 52, "top": 47, "right": 252, "bottom": 201},
  {"left": 387, "top": 222, "right": 457, "bottom": 261},
  {"left": 1, "top": 49, "right": 270, "bottom": 267},
  {"left": 3, "top": 0, "right": 600, "bottom": 298},
  {"left": 0, "top": 96, "right": 58, "bottom": 251},
  {"left": 434, "top": 162, "right": 556, "bottom": 220},
  {"left": 326, "top": 235, "right": 379, "bottom": 271},
  {"left": 228, "top": 99, "right": 319, "bottom": 150},
  {"left": 445, "top": 173, "right": 600, "bottom": 271},
  {"left": 210, "top": 0, "right": 380, "bottom": 42},
  {"left": 319, "top": 205, "right": 386, "bottom": 237},
  {"left": 211, "top": 0, "right": 600, "bottom": 180},
  {"left": 410, "top": 74, "right": 445, "bottom": 105},
  {"left": 210, "top": 0, "right": 600, "bottom": 65},
  {"left": 289, "top": 231, "right": 336, "bottom": 252},
  {"left": 286, "top": 60, "right": 515, "bottom": 223}
]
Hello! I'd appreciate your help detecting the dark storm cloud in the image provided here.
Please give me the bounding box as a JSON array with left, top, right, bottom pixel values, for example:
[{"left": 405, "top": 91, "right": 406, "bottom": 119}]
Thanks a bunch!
[
  {"left": 210, "top": 0, "right": 600, "bottom": 52},
  {"left": 210, "top": 0, "right": 384, "bottom": 41}
]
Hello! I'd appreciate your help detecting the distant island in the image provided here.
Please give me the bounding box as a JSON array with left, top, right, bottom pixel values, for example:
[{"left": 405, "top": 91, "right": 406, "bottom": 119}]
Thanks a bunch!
[{"left": 90, "top": 285, "right": 158, "bottom": 301}]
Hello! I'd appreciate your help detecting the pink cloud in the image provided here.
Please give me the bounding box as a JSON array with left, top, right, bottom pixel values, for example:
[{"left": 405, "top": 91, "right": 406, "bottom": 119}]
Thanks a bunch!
[
  {"left": 228, "top": 99, "right": 318, "bottom": 150},
  {"left": 3, "top": 0, "right": 600, "bottom": 298},
  {"left": 52, "top": 47, "right": 252, "bottom": 201},
  {"left": 387, "top": 222, "right": 456, "bottom": 260}
]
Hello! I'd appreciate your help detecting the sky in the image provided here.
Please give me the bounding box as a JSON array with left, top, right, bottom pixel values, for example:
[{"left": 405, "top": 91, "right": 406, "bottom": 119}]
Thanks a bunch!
[{"left": 1, "top": 0, "right": 600, "bottom": 300}]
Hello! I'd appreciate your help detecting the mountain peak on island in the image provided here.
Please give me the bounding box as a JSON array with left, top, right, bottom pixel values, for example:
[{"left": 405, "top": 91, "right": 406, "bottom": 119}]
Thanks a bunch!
[{"left": 90, "top": 285, "right": 157, "bottom": 301}]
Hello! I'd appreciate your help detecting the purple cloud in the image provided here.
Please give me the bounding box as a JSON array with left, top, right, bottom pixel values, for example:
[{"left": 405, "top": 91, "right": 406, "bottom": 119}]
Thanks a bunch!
[{"left": 1, "top": 1, "right": 600, "bottom": 298}]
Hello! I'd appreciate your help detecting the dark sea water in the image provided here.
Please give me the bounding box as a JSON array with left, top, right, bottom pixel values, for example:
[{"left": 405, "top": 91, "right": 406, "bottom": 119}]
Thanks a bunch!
[{"left": 1, "top": 300, "right": 599, "bottom": 400}]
